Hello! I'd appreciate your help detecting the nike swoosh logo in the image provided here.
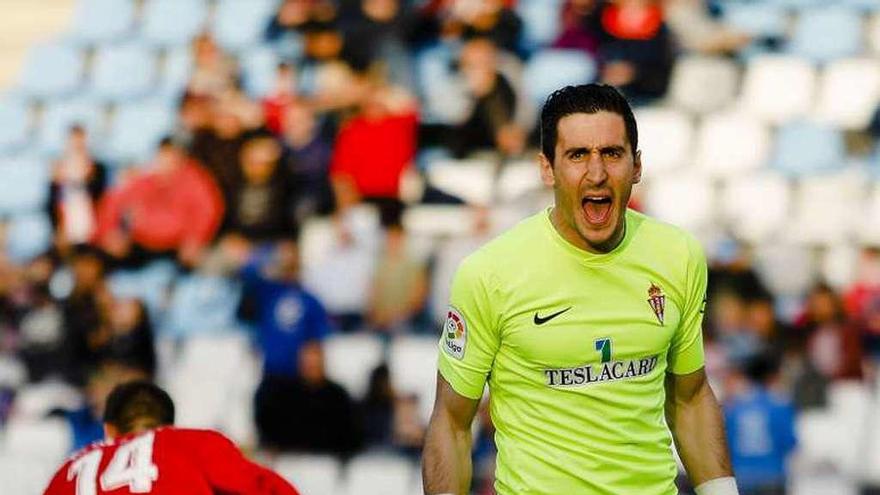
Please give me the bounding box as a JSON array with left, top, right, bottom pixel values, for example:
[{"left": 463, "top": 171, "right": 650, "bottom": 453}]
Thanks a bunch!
[{"left": 534, "top": 307, "right": 572, "bottom": 325}]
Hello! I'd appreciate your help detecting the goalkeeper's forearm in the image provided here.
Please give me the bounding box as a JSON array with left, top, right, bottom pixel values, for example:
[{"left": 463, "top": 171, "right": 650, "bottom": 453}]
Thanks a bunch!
[{"left": 421, "top": 408, "right": 474, "bottom": 495}]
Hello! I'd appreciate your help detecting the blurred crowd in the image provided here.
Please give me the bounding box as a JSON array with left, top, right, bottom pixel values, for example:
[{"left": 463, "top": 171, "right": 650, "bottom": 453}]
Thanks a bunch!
[{"left": 1, "top": 0, "right": 880, "bottom": 493}]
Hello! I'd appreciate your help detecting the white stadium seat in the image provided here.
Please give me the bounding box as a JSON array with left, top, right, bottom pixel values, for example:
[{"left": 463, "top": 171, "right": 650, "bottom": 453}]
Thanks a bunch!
[
  {"left": 274, "top": 454, "right": 343, "bottom": 495},
  {"left": 3, "top": 418, "right": 71, "bottom": 461},
  {"left": 11, "top": 381, "right": 81, "bottom": 419},
  {"left": 324, "top": 333, "right": 386, "bottom": 400},
  {"left": 870, "top": 13, "right": 880, "bottom": 55},
  {"left": 426, "top": 159, "right": 496, "bottom": 206},
  {"left": 341, "top": 454, "right": 417, "bottom": 495},
  {"left": 820, "top": 244, "right": 861, "bottom": 292},
  {"left": 720, "top": 172, "right": 790, "bottom": 244},
  {"left": 694, "top": 111, "right": 771, "bottom": 179},
  {"left": 402, "top": 205, "right": 477, "bottom": 237},
  {"left": 740, "top": 55, "right": 817, "bottom": 124},
  {"left": 784, "top": 169, "right": 867, "bottom": 245},
  {"left": 497, "top": 160, "right": 544, "bottom": 203},
  {"left": 668, "top": 55, "right": 739, "bottom": 114},
  {"left": 814, "top": 58, "right": 880, "bottom": 130},
  {"left": 643, "top": 173, "right": 714, "bottom": 231},
  {"left": 0, "top": 453, "right": 59, "bottom": 494},
  {"left": 860, "top": 185, "right": 880, "bottom": 246},
  {"left": 752, "top": 243, "right": 817, "bottom": 297},
  {"left": 389, "top": 336, "right": 440, "bottom": 424},
  {"left": 635, "top": 107, "right": 694, "bottom": 179}
]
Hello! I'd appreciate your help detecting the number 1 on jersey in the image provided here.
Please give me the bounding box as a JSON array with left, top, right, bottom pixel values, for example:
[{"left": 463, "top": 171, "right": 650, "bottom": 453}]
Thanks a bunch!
[
  {"left": 595, "top": 338, "right": 612, "bottom": 363},
  {"left": 67, "top": 431, "right": 159, "bottom": 495}
]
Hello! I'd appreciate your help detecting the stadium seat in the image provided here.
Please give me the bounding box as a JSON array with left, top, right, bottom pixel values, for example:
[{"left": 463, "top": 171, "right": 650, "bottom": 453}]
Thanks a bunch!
[
  {"left": 107, "top": 260, "right": 179, "bottom": 325},
  {"left": 89, "top": 43, "right": 158, "bottom": 102},
  {"left": 37, "top": 97, "right": 105, "bottom": 155},
  {"left": 388, "top": 335, "right": 439, "bottom": 424},
  {"left": 740, "top": 55, "right": 817, "bottom": 124},
  {"left": 667, "top": 56, "right": 739, "bottom": 114},
  {"left": 104, "top": 99, "right": 175, "bottom": 166},
  {"left": 324, "top": 333, "right": 386, "bottom": 400},
  {"left": 643, "top": 173, "right": 714, "bottom": 231},
  {"left": 274, "top": 455, "right": 342, "bottom": 495},
  {"left": 140, "top": 0, "right": 208, "bottom": 47},
  {"left": 820, "top": 244, "right": 860, "bottom": 292},
  {"left": 0, "top": 355, "right": 26, "bottom": 389},
  {"left": 67, "top": 0, "right": 136, "bottom": 45},
  {"left": 785, "top": 169, "right": 865, "bottom": 245},
  {"left": 813, "top": 58, "right": 880, "bottom": 130},
  {"left": 10, "top": 380, "right": 81, "bottom": 419},
  {"left": 753, "top": 242, "right": 818, "bottom": 298},
  {"left": 634, "top": 107, "right": 693, "bottom": 179},
  {"left": 839, "top": 0, "right": 880, "bottom": 9},
  {"left": 2, "top": 418, "right": 71, "bottom": 461},
  {"left": 18, "top": 41, "right": 85, "bottom": 98},
  {"left": 694, "top": 112, "right": 770, "bottom": 179},
  {"left": 426, "top": 158, "right": 496, "bottom": 206},
  {"left": 341, "top": 454, "right": 417, "bottom": 495},
  {"left": 241, "top": 46, "right": 280, "bottom": 99},
  {"left": 212, "top": 0, "right": 278, "bottom": 53},
  {"left": 871, "top": 14, "right": 880, "bottom": 55},
  {"left": 415, "top": 45, "right": 469, "bottom": 125},
  {"left": 789, "top": 6, "right": 863, "bottom": 63},
  {"left": 0, "top": 96, "right": 32, "bottom": 153},
  {"left": 721, "top": 3, "right": 788, "bottom": 39},
  {"left": 0, "top": 453, "right": 59, "bottom": 494},
  {"left": 401, "top": 205, "right": 476, "bottom": 237},
  {"left": 163, "top": 274, "right": 243, "bottom": 338},
  {"left": 523, "top": 49, "right": 596, "bottom": 106},
  {"left": 5, "top": 213, "right": 53, "bottom": 263},
  {"left": 159, "top": 47, "right": 193, "bottom": 99},
  {"left": 720, "top": 173, "right": 790, "bottom": 244},
  {"left": 860, "top": 185, "right": 880, "bottom": 245},
  {"left": 771, "top": 122, "right": 844, "bottom": 177},
  {"left": 497, "top": 160, "right": 544, "bottom": 203},
  {"left": 0, "top": 154, "right": 50, "bottom": 215},
  {"left": 517, "top": 0, "right": 563, "bottom": 51}
]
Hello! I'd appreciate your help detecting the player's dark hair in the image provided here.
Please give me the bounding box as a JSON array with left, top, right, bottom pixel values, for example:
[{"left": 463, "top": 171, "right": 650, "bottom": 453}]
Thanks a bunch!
[
  {"left": 103, "top": 381, "right": 175, "bottom": 434},
  {"left": 540, "top": 84, "right": 638, "bottom": 163}
]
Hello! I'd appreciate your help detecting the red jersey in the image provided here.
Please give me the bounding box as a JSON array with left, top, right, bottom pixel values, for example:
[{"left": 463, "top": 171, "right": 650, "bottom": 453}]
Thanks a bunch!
[{"left": 43, "top": 427, "right": 299, "bottom": 495}]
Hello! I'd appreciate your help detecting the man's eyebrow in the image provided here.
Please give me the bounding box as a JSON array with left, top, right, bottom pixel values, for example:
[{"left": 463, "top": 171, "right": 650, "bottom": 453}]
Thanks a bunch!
[
  {"left": 564, "top": 147, "right": 589, "bottom": 156},
  {"left": 599, "top": 145, "right": 626, "bottom": 153}
]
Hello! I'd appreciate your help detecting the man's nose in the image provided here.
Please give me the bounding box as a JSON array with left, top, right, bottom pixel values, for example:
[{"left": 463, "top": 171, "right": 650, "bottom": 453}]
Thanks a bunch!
[{"left": 584, "top": 152, "right": 608, "bottom": 184}]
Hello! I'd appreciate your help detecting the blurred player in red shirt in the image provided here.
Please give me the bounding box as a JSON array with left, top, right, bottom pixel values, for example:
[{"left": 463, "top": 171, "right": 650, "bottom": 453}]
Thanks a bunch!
[{"left": 43, "top": 381, "right": 300, "bottom": 495}]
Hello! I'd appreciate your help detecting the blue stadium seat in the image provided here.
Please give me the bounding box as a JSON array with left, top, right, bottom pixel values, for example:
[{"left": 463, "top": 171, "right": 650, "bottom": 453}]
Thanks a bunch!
[
  {"left": 107, "top": 260, "right": 179, "bottom": 326},
  {"left": 90, "top": 43, "right": 158, "bottom": 102},
  {"left": 722, "top": 3, "right": 788, "bottom": 39},
  {"left": 523, "top": 49, "right": 596, "bottom": 105},
  {"left": 18, "top": 42, "right": 84, "bottom": 98},
  {"left": 140, "top": 0, "right": 208, "bottom": 47},
  {"left": 0, "top": 96, "right": 32, "bottom": 153},
  {"left": 768, "top": 0, "right": 823, "bottom": 8},
  {"left": 516, "top": 0, "right": 563, "bottom": 52},
  {"left": 415, "top": 45, "right": 469, "bottom": 125},
  {"left": 839, "top": 0, "right": 880, "bottom": 10},
  {"left": 241, "top": 47, "right": 280, "bottom": 98},
  {"left": 67, "top": 0, "right": 136, "bottom": 45},
  {"left": 211, "top": 0, "right": 278, "bottom": 53},
  {"left": 5, "top": 213, "right": 53, "bottom": 263},
  {"left": 37, "top": 98, "right": 104, "bottom": 155},
  {"left": 0, "top": 154, "right": 50, "bottom": 216},
  {"left": 159, "top": 47, "right": 193, "bottom": 99},
  {"left": 771, "top": 122, "right": 845, "bottom": 176},
  {"left": 104, "top": 100, "right": 175, "bottom": 167},
  {"left": 789, "top": 6, "right": 863, "bottom": 63},
  {"left": 163, "top": 275, "right": 243, "bottom": 338}
]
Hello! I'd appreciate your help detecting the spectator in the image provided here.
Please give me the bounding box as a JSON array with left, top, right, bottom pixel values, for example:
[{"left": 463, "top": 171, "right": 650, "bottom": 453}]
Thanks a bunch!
[
  {"left": 796, "top": 283, "right": 864, "bottom": 381},
  {"left": 254, "top": 340, "right": 360, "bottom": 455},
  {"left": 265, "top": 0, "right": 313, "bottom": 43},
  {"left": 359, "top": 363, "right": 425, "bottom": 456},
  {"left": 844, "top": 247, "right": 880, "bottom": 355},
  {"left": 190, "top": 99, "right": 249, "bottom": 199},
  {"left": 553, "top": 0, "right": 601, "bottom": 55},
  {"left": 282, "top": 103, "right": 334, "bottom": 217},
  {"left": 60, "top": 245, "right": 110, "bottom": 386},
  {"left": 596, "top": 0, "right": 675, "bottom": 101},
  {"left": 16, "top": 255, "right": 64, "bottom": 382},
  {"left": 711, "top": 290, "right": 763, "bottom": 367},
  {"left": 94, "top": 137, "right": 225, "bottom": 268},
  {"left": 239, "top": 239, "right": 332, "bottom": 379},
  {"left": 47, "top": 125, "right": 108, "bottom": 252},
  {"left": 329, "top": 77, "right": 418, "bottom": 222},
  {"left": 94, "top": 299, "right": 156, "bottom": 378},
  {"left": 724, "top": 354, "right": 797, "bottom": 495},
  {"left": 341, "top": 0, "right": 415, "bottom": 87},
  {"left": 299, "top": 19, "right": 360, "bottom": 110},
  {"left": 663, "top": 0, "right": 751, "bottom": 55},
  {"left": 187, "top": 33, "right": 239, "bottom": 99},
  {"left": 263, "top": 63, "right": 300, "bottom": 135},
  {"left": 415, "top": 0, "right": 523, "bottom": 56},
  {"left": 366, "top": 224, "right": 428, "bottom": 333},
  {"left": 223, "top": 132, "right": 298, "bottom": 244}
]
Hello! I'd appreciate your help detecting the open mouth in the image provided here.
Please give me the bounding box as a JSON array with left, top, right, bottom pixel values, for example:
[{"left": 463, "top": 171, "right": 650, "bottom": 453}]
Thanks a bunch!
[{"left": 581, "top": 195, "right": 613, "bottom": 226}]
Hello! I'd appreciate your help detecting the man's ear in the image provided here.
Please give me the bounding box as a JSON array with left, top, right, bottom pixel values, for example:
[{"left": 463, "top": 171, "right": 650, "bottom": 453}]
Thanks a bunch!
[
  {"left": 632, "top": 150, "right": 642, "bottom": 184},
  {"left": 539, "top": 153, "right": 555, "bottom": 188},
  {"left": 104, "top": 423, "right": 119, "bottom": 440}
]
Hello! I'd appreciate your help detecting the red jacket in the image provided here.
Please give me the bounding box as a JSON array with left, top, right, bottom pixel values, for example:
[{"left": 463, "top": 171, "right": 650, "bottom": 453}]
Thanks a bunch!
[
  {"left": 95, "top": 161, "right": 224, "bottom": 252},
  {"left": 330, "top": 111, "right": 417, "bottom": 199},
  {"left": 43, "top": 427, "right": 299, "bottom": 495}
]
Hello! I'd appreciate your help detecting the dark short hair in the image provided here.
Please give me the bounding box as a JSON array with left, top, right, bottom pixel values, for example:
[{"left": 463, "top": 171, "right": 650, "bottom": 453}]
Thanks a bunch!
[
  {"left": 103, "top": 381, "right": 175, "bottom": 434},
  {"left": 540, "top": 84, "right": 639, "bottom": 163}
]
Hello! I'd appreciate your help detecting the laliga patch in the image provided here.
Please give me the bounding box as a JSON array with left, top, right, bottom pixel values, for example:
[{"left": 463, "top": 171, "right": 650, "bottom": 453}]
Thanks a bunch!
[{"left": 443, "top": 307, "right": 467, "bottom": 360}]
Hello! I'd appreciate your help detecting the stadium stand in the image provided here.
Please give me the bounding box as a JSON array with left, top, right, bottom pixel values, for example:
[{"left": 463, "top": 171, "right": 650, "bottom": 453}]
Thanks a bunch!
[{"left": 1, "top": 1, "right": 880, "bottom": 493}]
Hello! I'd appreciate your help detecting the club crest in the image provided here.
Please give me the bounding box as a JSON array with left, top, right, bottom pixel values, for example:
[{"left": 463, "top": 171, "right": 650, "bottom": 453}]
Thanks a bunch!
[{"left": 647, "top": 282, "right": 666, "bottom": 325}]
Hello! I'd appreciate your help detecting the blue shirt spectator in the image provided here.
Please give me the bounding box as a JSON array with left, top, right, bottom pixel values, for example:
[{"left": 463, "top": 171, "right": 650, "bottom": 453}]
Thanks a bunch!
[
  {"left": 724, "top": 354, "right": 797, "bottom": 494},
  {"left": 240, "top": 241, "right": 332, "bottom": 378}
]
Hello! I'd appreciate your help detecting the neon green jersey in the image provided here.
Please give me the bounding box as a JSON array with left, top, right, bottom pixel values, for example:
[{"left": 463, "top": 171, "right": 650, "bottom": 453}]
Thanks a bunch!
[{"left": 438, "top": 208, "right": 708, "bottom": 495}]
